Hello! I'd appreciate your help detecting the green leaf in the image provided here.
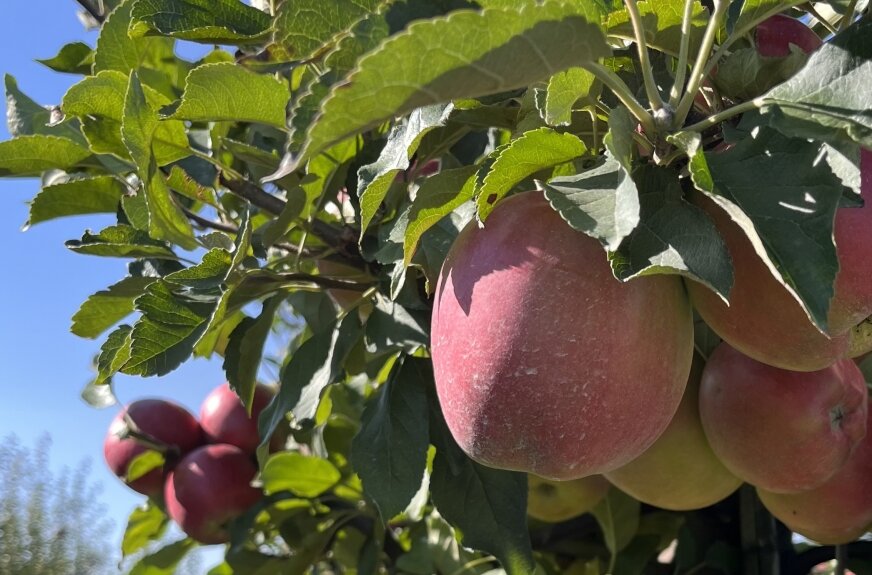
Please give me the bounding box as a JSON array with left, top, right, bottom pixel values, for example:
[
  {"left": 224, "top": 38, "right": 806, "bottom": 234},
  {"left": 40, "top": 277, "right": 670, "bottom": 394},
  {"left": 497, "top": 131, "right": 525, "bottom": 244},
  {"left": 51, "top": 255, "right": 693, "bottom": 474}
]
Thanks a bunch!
[
  {"left": 475, "top": 127, "right": 588, "bottom": 221},
  {"left": 122, "top": 281, "right": 214, "bottom": 376},
  {"left": 0, "top": 135, "right": 90, "bottom": 177},
  {"left": 261, "top": 452, "right": 342, "bottom": 498},
  {"left": 713, "top": 46, "right": 810, "bottom": 102},
  {"left": 592, "top": 489, "right": 641, "bottom": 562},
  {"left": 365, "top": 294, "right": 430, "bottom": 353},
  {"left": 122, "top": 502, "right": 169, "bottom": 558},
  {"left": 403, "top": 166, "right": 477, "bottom": 267},
  {"left": 538, "top": 67, "right": 600, "bottom": 126},
  {"left": 430, "top": 434, "right": 534, "bottom": 575},
  {"left": 351, "top": 356, "right": 431, "bottom": 521},
  {"left": 258, "top": 313, "right": 364, "bottom": 450},
  {"left": 72, "top": 276, "right": 157, "bottom": 339},
  {"left": 273, "top": 0, "right": 384, "bottom": 60},
  {"left": 125, "top": 450, "right": 165, "bottom": 482},
  {"left": 166, "top": 166, "right": 217, "bottom": 206},
  {"left": 80, "top": 378, "right": 118, "bottom": 408},
  {"left": 5, "top": 75, "right": 86, "bottom": 143},
  {"left": 761, "top": 17, "right": 872, "bottom": 149},
  {"left": 129, "top": 0, "right": 272, "bottom": 43},
  {"left": 66, "top": 225, "right": 177, "bottom": 259},
  {"left": 610, "top": 165, "right": 733, "bottom": 298},
  {"left": 168, "top": 63, "right": 289, "bottom": 129},
  {"left": 95, "top": 324, "right": 134, "bottom": 385},
  {"left": 358, "top": 104, "right": 453, "bottom": 233},
  {"left": 28, "top": 176, "right": 124, "bottom": 226},
  {"left": 164, "top": 248, "right": 232, "bottom": 290},
  {"left": 606, "top": 0, "right": 708, "bottom": 56},
  {"left": 683, "top": 123, "right": 847, "bottom": 331},
  {"left": 223, "top": 296, "right": 283, "bottom": 413},
  {"left": 95, "top": 0, "right": 176, "bottom": 74},
  {"left": 733, "top": 0, "right": 803, "bottom": 37},
  {"left": 297, "top": 1, "right": 610, "bottom": 163},
  {"left": 128, "top": 538, "right": 196, "bottom": 575},
  {"left": 36, "top": 42, "right": 94, "bottom": 75}
]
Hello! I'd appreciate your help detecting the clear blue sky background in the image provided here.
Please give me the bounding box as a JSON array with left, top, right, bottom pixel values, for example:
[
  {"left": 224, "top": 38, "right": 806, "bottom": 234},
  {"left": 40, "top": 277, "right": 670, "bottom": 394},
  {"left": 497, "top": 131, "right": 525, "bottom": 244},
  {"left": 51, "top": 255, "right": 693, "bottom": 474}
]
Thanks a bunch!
[{"left": 0, "top": 2, "right": 229, "bottom": 558}]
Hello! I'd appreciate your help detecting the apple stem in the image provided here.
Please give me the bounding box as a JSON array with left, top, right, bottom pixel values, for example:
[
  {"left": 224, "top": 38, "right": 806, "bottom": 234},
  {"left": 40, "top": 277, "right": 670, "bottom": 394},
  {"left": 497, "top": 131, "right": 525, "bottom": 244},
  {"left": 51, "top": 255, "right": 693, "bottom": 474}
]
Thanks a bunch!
[
  {"left": 682, "top": 97, "right": 765, "bottom": 133},
  {"left": 583, "top": 63, "right": 657, "bottom": 136},
  {"left": 835, "top": 544, "right": 847, "bottom": 575},
  {"left": 668, "top": 0, "right": 697, "bottom": 108},
  {"left": 673, "top": 0, "right": 730, "bottom": 127},
  {"left": 624, "top": 0, "right": 665, "bottom": 111}
]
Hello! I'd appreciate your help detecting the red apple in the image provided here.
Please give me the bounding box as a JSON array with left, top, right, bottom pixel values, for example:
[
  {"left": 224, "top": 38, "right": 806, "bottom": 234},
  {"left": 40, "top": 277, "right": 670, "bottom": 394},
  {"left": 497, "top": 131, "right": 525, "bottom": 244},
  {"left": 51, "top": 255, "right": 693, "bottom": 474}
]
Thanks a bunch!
[
  {"left": 431, "top": 191, "right": 694, "bottom": 480},
  {"left": 103, "top": 399, "right": 203, "bottom": 498},
  {"left": 754, "top": 14, "right": 822, "bottom": 58},
  {"left": 605, "top": 356, "right": 742, "bottom": 510},
  {"left": 758, "top": 403, "right": 872, "bottom": 544},
  {"left": 164, "top": 444, "right": 262, "bottom": 544},
  {"left": 699, "top": 342, "right": 868, "bottom": 493},
  {"left": 200, "top": 383, "right": 276, "bottom": 454}
]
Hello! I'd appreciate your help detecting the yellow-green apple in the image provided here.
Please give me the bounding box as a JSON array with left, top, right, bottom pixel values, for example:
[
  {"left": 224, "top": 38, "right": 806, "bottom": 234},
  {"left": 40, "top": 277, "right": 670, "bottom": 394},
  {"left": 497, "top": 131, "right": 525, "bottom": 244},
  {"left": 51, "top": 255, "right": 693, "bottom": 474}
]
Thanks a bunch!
[
  {"left": 431, "top": 191, "right": 694, "bottom": 479},
  {"left": 527, "top": 475, "right": 609, "bottom": 523},
  {"left": 605, "top": 356, "right": 742, "bottom": 510},
  {"left": 164, "top": 444, "right": 262, "bottom": 544},
  {"left": 103, "top": 399, "right": 203, "bottom": 498},
  {"left": 699, "top": 342, "right": 868, "bottom": 493},
  {"left": 200, "top": 382, "right": 277, "bottom": 454},
  {"left": 758, "top": 403, "right": 872, "bottom": 544}
]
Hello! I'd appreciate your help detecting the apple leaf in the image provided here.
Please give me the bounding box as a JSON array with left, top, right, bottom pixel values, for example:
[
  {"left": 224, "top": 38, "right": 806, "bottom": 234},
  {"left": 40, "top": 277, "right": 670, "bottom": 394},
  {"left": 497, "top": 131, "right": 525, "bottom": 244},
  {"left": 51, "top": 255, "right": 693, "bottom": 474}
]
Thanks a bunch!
[
  {"left": 167, "top": 63, "right": 289, "bottom": 129},
  {"left": 164, "top": 249, "right": 233, "bottom": 290},
  {"left": 261, "top": 452, "right": 342, "bottom": 498},
  {"left": 678, "top": 124, "right": 847, "bottom": 332},
  {"left": 365, "top": 295, "right": 430, "bottom": 354},
  {"left": 761, "top": 17, "right": 872, "bottom": 149},
  {"left": 0, "top": 135, "right": 90, "bottom": 177},
  {"left": 538, "top": 67, "right": 600, "bottom": 127},
  {"left": 125, "top": 450, "right": 165, "bottom": 482},
  {"left": 129, "top": 0, "right": 272, "bottom": 43},
  {"left": 430, "top": 421, "right": 534, "bottom": 575},
  {"left": 403, "top": 165, "right": 477, "bottom": 267},
  {"left": 273, "top": 0, "right": 384, "bottom": 60},
  {"left": 351, "top": 356, "right": 431, "bottom": 522},
  {"left": 66, "top": 225, "right": 177, "bottom": 259},
  {"left": 223, "top": 296, "right": 283, "bottom": 413},
  {"left": 732, "top": 0, "right": 803, "bottom": 37},
  {"left": 80, "top": 378, "right": 118, "bottom": 409},
  {"left": 592, "top": 489, "right": 641, "bottom": 562},
  {"left": 29, "top": 176, "right": 125, "bottom": 226},
  {"left": 94, "top": 0, "right": 176, "bottom": 75},
  {"left": 5, "top": 75, "right": 87, "bottom": 144},
  {"left": 713, "top": 46, "right": 810, "bottom": 102},
  {"left": 606, "top": 0, "right": 708, "bottom": 56},
  {"left": 94, "top": 325, "right": 134, "bottom": 386},
  {"left": 122, "top": 502, "right": 169, "bottom": 558},
  {"left": 36, "top": 42, "right": 94, "bottom": 75},
  {"left": 611, "top": 165, "right": 733, "bottom": 299},
  {"left": 296, "top": 1, "right": 610, "bottom": 165},
  {"left": 72, "top": 276, "right": 157, "bottom": 339},
  {"left": 128, "top": 538, "right": 196, "bottom": 575},
  {"left": 358, "top": 103, "right": 453, "bottom": 234},
  {"left": 476, "top": 127, "right": 588, "bottom": 222},
  {"left": 122, "top": 281, "right": 215, "bottom": 376}
]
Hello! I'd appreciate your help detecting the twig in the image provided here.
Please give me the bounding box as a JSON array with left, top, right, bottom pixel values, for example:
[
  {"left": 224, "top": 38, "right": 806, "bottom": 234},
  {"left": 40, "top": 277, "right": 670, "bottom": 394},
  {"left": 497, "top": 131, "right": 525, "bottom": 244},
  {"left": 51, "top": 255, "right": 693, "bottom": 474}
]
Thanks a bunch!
[{"left": 182, "top": 205, "right": 239, "bottom": 234}]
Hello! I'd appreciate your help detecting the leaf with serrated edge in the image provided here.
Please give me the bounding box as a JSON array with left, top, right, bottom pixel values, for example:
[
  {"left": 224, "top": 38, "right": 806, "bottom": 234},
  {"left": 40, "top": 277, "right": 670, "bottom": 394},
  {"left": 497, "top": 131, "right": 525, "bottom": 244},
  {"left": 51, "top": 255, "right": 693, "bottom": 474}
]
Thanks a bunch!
[
  {"left": 129, "top": 0, "right": 272, "bottom": 43},
  {"left": 36, "top": 42, "right": 94, "bottom": 75},
  {"left": 95, "top": 325, "right": 134, "bottom": 385},
  {"left": 164, "top": 249, "right": 232, "bottom": 290},
  {"left": 351, "top": 356, "right": 430, "bottom": 521},
  {"left": 297, "top": 1, "right": 610, "bottom": 165},
  {"left": 476, "top": 127, "right": 587, "bottom": 221},
  {"left": 607, "top": 0, "right": 708, "bottom": 56},
  {"left": 122, "top": 502, "right": 168, "bottom": 558},
  {"left": 5, "top": 75, "right": 86, "bottom": 143},
  {"left": 94, "top": 0, "right": 176, "bottom": 74},
  {"left": 29, "top": 176, "right": 124, "bottom": 226},
  {"left": 273, "top": 0, "right": 384, "bottom": 60},
  {"left": 128, "top": 538, "right": 196, "bottom": 575},
  {"left": 72, "top": 276, "right": 156, "bottom": 339},
  {"left": 0, "top": 135, "right": 90, "bottom": 177},
  {"left": 223, "top": 296, "right": 282, "bottom": 413},
  {"left": 539, "top": 67, "right": 600, "bottom": 126},
  {"left": 261, "top": 452, "right": 342, "bottom": 498},
  {"left": 66, "top": 225, "right": 177, "bottom": 259},
  {"left": 169, "top": 63, "right": 289, "bottom": 129}
]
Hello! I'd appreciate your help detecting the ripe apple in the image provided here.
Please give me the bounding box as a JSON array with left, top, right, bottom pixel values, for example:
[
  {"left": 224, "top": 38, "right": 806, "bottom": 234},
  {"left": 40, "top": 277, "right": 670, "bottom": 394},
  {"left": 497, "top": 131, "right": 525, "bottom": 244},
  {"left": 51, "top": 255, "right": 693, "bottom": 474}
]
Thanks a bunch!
[
  {"left": 699, "top": 342, "right": 868, "bottom": 493},
  {"left": 758, "top": 403, "right": 872, "bottom": 545},
  {"left": 200, "top": 382, "right": 277, "bottom": 454},
  {"left": 605, "top": 356, "right": 742, "bottom": 511},
  {"left": 527, "top": 474, "right": 609, "bottom": 523},
  {"left": 754, "top": 14, "right": 822, "bottom": 58},
  {"left": 103, "top": 399, "right": 203, "bottom": 498},
  {"left": 164, "top": 444, "right": 262, "bottom": 544},
  {"left": 431, "top": 191, "right": 694, "bottom": 480}
]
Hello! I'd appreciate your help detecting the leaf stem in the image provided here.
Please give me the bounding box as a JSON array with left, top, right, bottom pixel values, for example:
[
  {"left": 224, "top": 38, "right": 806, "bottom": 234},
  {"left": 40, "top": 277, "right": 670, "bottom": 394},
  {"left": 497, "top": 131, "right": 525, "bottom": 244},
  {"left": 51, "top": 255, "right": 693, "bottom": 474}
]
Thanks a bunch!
[
  {"left": 683, "top": 97, "right": 765, "bottom": 132},
  {"left": 674, "top": 0, "right": 731, "bottom": 127},
  {"left": 624, "top": 0, "right": 664, "bottom": 110},
  {"left": 669, "top": 0, "right": 698, "bottom": 107},
  {"left": 584, "top": 63, "right": 656, "bottom": 135}
]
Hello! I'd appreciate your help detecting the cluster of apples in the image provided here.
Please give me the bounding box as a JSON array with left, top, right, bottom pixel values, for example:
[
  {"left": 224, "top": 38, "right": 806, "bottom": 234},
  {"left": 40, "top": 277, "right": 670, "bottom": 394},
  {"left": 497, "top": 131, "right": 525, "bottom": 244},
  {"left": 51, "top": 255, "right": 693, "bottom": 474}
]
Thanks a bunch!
[{"left": 103, "top": 383, "right": 276, "bottom": 544}]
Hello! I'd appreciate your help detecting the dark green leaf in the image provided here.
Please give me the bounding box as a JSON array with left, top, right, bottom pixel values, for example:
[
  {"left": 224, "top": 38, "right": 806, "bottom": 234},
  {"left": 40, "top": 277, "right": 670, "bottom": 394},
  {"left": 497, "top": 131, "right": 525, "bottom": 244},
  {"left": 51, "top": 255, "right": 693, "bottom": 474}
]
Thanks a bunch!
[
  {"left": 223, "top": 296, "right": 283, "bottom": 412},
  {"left": 29, "top": 176, "right": 125, "bottom": 226},
  {"left": 66, "top": 225, "right": 177, "bottom": 259},
  {"left": 130, "top": 0, "right": 272, "bottom": 43},
  {"left": 351, "top": 356, "right": 430, "bottom": 521},
  {"left": 273, "top": 0, "right": 384, "bottom": 60},
  {"left": 94, "top": 324, "right": 134, "bottom": 386},
  {"left": 261, "top": 452, "right": 342, "bottom": 498},
  {"left": 297, "top": 1, "right": 610, "bottom": 163},
  {"left": 122, "top": 502, "right": 169, "bottom": 558},
  {"left": 128, "top": 538, "right": 196, "bottom": 575},
  {"left": 164, "top": 248, "right": 232, "bottom": 290},
  {"left": 592, "top": 489, "right": 641, "bottom": 559},
  {"left": 365, "top": 295, "right": 429, "bottom": 353},
  {"left": 72, "top": 276, "right": 157, "bottom": 339},
  {"left": 36, "top": 42, "right": 94, "bottom": 75},
  {"left": 0, "top": 135, "right": 90, "bottom": 177}
]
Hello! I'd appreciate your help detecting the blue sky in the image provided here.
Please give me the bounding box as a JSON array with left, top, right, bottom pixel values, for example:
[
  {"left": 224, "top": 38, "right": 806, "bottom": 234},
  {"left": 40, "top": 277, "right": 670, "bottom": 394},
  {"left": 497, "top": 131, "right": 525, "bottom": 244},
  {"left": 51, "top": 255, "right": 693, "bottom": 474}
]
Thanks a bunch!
[{"left": 0, "top": 2, "right": 230, "bottom": 557}]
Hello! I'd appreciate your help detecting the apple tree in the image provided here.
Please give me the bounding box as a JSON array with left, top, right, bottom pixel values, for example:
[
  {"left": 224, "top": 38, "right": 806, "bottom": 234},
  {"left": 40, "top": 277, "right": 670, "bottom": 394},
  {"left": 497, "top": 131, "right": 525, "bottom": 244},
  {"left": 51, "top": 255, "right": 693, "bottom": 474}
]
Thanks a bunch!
[{"left": 4, "top": 0, "right": 872, "bottom": 573}]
